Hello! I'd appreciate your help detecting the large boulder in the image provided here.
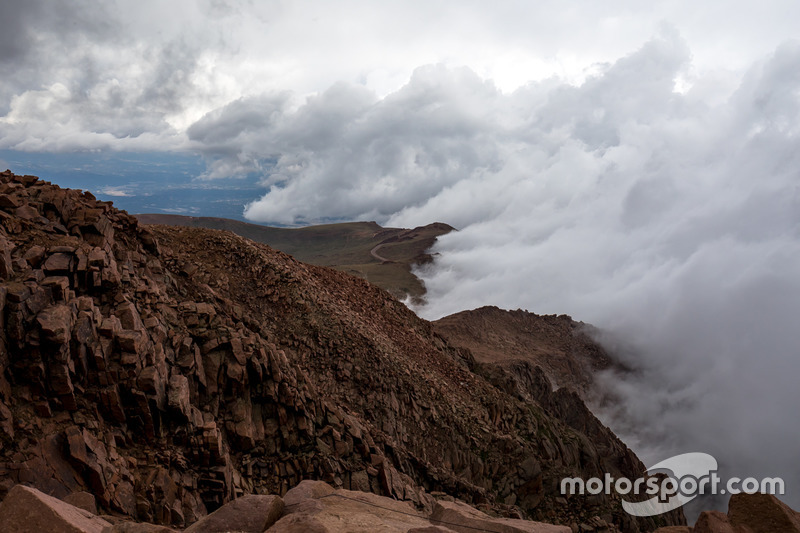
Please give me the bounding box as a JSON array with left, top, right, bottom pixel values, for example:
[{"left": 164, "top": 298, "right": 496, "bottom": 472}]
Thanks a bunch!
[
  {"left": 0, "top": 484, "right": 111, "bottom": 533},
  {"left": 692, "top": 510, "right": 735, "bottom": 533},
  {"left": 430, "top": 500, "right": 571, "bottom": 533},
  {"left": 727, "top": 492, "right": 800, "bottom": 533},
  {"left": 688, "top": 493, "right": 800, "bottom": 533},
  {"left": 270, "top": 480, "right": 431, "bottom": 533},
  {"left": 184, "top": 494, "right": 284, "bottom": 533},
  {"left": 269, "top": 480, "right": 570, "bottom": 533}
]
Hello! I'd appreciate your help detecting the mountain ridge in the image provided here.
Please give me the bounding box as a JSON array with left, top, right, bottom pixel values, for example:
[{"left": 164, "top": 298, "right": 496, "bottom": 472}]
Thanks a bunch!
[
  {"left": 0, "top": 170, "right": 683, "bottom": 532},
  {"left": 135, "top": 213, "right": 454, "bottom": 303}
]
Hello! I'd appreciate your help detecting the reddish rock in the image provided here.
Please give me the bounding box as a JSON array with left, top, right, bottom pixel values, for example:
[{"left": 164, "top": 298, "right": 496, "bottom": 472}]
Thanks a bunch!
[
  {"left": 167, "top": 373, "right": 190, "bottom": 420},
  {"left": 63, "top": 490, "right": 98, "bottom": 514},
  {"left": 37, "top": 304, "right": 74, "bottom": 344},
  {"left": 0, "top": 484, "right": 111, "bottom": 533},
  {"left": 24, "top": 244, "right": 47, "bottom": 267},
  {"left": 102, "top": 523, "right": 178, "bottom": 533},
  {"left": 692, "top": 510, "right": 735, "bottom": 533},
  {"left": 0, "top": 234, "right": 13, "bottom": 279},
  {"left": 267, "top": 513, "right": 331, "bottom": 533},
  {"left": 15, "top": 204, "right": 41, "bottom": 220},
  {"left": 42, "top": 276, "right": 71, "bottom": 300},
  {"left": 184, "top": 494, "right": 284, "bottom": 533},
  {"left": 727, "top": 492, "right": 800, "bottom": 533},
  {"left": 0, "top": 193, "right": 21, "bottom": 208},
  {"left": 430, "top": 500, "right": 571, "bottom": 533},
  {"left": 44, "top": 252, "right": 74, "bottom": 273}
]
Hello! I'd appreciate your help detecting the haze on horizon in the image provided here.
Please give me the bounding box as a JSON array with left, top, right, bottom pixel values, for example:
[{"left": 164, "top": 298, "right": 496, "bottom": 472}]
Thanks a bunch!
[{"left": 1, "top": 0, "right": 799, "bottom": 515}]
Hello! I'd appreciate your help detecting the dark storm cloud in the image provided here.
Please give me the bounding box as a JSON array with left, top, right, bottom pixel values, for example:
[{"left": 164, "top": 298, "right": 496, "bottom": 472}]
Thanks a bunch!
[
  {"left": 0, "top": 1, "right": 214, "bottom": 150},
  {"left": 0, "top": 1, "right": 118, "bottom": 83},
  {"left": 0, "top": 0, "right": 38, "bottom": 63}
]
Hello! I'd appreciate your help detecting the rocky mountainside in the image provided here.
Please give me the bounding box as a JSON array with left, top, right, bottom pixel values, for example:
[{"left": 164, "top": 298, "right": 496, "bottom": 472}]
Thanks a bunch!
[
  {"left": 434, "top": 306, "right": 620, "bottom": 396},
  {"left": 0, "top": 171, "right": 683, "bottom": 532}
]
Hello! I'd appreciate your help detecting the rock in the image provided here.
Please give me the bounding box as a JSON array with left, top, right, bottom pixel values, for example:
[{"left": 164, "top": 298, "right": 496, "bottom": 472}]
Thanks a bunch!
[
  {"left": 37, "top": 304, "right": 74, "bottom": 344},
  {"left": 0, "top": 484, "right": 112, "bottom": 533},
  {"left": 15, "top": 204, "right": 41, "bottom": 220},
  {"left": 115, "top": 301, "right": 143, "bottom": 331},
  {"left": 273, "top": 481, "right": 429, "bottom": 532},
  {"left": 184, "top": 494, "right": 284, "bottom": 533},
  {"left": 64, "top": 491, "right": 99, "bottom": 514},
  {"left": 101, "top": 522, "right": 179, "bottom": 532},
  {"left": 167, "top": 373, "right": 190, "bottom": 420},
  {"left": 64, "top": 426, "right": 108, "bottom": 496},
  {"left": 42, "top": 276, "right": 71, "bottom": 300},
  {"left": 0, "top": 234, "right": 13, "bottom": 279},
  {"left": 5, "top": 281, "right": 31, "bottom": 302},
  {"left": 653, "top": 527, "right": 692, "bottom": 533},
  {"left": 273, "top": 481, "right": 570, "bottom": 533},
  {"left": 692, "top": 510, "right": 735, "bottom": 533},
  {"left": 430, "top": 500, "right": 571, "bottom": 533},
  {"left": 283, "top": 480, "right": 336, "bottom": 509},
  {"left": 267, "top": 513, "right": 331, "bottom": 533},
  {"left": 44, "top": 252, "right": 75, "bottom": 273},
  {"left": 0, "top": 193, "right": 21, "bottom": 208},
  {"left": 727, "top": 492, "right": 800, "bottom": 533},
  {"left": 24, "top": 245, "right": 47, "bottom": 267}
]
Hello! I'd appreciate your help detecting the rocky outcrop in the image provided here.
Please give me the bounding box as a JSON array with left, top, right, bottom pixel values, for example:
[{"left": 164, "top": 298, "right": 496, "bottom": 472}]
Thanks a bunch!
[
  {"left": 0, "top": 483, "right": 111, "bottom": 533},
  {"left": 184, "top": 493, "right": 284, "bottom": 532},
  {"left": 0, "top": 480, "right": 573, "bottom": 533},
  {"left": 430, "top": 499, "right": 570, "bottom": 532},
  {"left": 4, "top": 482, "right": 795, "bottom": 533},
  {"left": 433, "top": 306, "right": 620, "bottom": 394},
  {"left": 653, "top": 493, "right": 800, "bottom": 533},
  {"left": 0, "top": 171, "right": 682, "bottom": 532},
  {"left": 701, "top": 492, "right": 800, "bottom": 533}
]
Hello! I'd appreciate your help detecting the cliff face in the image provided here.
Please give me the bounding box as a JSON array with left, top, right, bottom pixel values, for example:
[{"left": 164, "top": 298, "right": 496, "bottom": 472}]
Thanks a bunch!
[{"left": 0, "top": 171, "right": 683, "bottom": 532}]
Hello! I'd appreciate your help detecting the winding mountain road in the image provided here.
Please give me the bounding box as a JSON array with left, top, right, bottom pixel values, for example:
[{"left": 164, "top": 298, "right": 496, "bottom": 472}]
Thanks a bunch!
[{"left": 370, "top": 243, "right": 391, "bottom": 262}]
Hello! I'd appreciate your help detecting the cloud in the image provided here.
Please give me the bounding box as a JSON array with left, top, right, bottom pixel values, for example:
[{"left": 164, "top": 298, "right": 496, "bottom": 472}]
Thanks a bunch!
[
  {"left": 215, "top": 67, "right": 506, "bottom": 224},
  {"left": 98, "top": 186, "right": 132, "bottom": 197},
  {"left": 190, "top": 34, "right": 800, "bottom": 510},
  {"left": 4, "top": 1, "right": 800, "bottom": 156},
  {"left": 407, "top": 42, "right": 800, "bottom": 510}
]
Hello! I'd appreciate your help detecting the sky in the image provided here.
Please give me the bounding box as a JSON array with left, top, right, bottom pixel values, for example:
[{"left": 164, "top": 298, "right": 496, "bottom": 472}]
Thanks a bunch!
[{"left": 2, "top": 0, "right": 800, "bottom": 516}]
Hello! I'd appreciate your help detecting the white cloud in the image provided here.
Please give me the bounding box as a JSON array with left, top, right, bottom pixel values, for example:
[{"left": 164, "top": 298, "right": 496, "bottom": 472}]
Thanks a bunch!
[
  {"left": 183, "top": 34, "right": 800, "bottom": 510},
  {"left": 406, "top": 42, "right": 800, "bottom": 510},
  {"left": 98, "top": 186, "right": 132, "bottom": 197}
]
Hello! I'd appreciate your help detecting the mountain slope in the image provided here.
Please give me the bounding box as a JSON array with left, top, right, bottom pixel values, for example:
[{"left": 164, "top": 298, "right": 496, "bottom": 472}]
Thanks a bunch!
[
  {"left": 433, "top": 306, "right": 623, "bottom": 395},
  {"left": 135, "top": 213, "right": 453, "bottom": 303},
  {"left": 0, "top": 171, "right": 683, "bottom": 532}
]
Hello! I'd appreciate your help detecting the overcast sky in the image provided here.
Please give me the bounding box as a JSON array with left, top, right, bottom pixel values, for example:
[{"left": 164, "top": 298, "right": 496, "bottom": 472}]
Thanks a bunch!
[{"left": 2, "top": 0, "right": 799, "bottom": 515}]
